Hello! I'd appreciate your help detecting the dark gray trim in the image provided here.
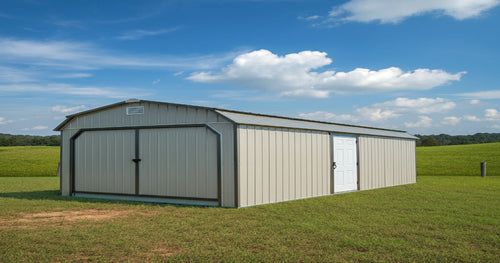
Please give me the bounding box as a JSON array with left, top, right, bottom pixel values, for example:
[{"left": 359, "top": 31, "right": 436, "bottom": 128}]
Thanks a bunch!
[
  {"left": 74, "top": 191, "right": 218, "bottom": 202},
  {"left": 233, "top": 124, "right": 239, "bottom": 207},
  {"left": 59, "top": 131, "right": 63, "bottom": 195},
  {"left": 69, "top": 124, "right": 223, "bottom": 206},
  {"left": 356, "top": 137, "right": 360, "bottom": 191},
  {"left": 329, "top": 133, "right": 334, "bottom": 194},
  {"left": 134, "top": 129, "right": 140, "bottom": 195}
]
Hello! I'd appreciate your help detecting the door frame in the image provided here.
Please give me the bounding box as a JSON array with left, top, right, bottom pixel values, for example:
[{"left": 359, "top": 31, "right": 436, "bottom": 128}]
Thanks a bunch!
[
  {"left": 330, "top": 133, "right": 359, "bottom": 193},
  {"left": 69, "top": 124, "right": 222, "bottom": 206}
]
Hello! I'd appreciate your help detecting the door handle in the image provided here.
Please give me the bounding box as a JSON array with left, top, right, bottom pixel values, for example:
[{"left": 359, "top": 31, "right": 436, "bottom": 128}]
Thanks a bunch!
[
  {"left": 332, "top": 162, "right": 337, "bottom": 169},
  {"left": 132, "top": 158, "right": 142, "bottom": 163}
]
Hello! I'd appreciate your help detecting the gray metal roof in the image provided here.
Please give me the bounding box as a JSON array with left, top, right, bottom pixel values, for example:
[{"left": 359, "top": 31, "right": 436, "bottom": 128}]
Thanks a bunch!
[
  {"left": 54, "top": 99, "right": 417, "bottom": 139},
  {"left": 216, "top": 109, "right": 418, "bottom": 139}
]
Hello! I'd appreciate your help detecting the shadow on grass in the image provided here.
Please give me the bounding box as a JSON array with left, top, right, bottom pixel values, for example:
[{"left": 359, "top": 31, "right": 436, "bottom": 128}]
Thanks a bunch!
[{"left": 0, "top": 190, "right": 215, "bottom": 208}]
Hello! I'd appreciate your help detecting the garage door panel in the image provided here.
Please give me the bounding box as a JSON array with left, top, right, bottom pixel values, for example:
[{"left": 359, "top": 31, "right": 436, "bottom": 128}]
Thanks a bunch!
[
  {"left": 74, "top": 130, "right": 135, "bottom": 194},
  {"left": 139, "top": 127, "right": 218, "bottom": 199}
]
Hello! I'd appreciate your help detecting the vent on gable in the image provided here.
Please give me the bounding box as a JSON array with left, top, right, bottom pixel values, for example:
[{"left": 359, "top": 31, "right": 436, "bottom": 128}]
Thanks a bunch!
[{"left": 126, "top": 106, "right": 144, "bottom": 115}]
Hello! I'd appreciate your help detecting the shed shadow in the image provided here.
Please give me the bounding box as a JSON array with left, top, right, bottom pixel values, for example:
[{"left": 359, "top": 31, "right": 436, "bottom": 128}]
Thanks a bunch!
[{"left": 0, "top": 190, "right": 217, "bottom": 208}]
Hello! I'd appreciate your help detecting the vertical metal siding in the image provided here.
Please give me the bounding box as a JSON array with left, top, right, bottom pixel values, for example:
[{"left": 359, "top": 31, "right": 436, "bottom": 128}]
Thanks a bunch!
[
  {"left": 74, "top": 130, "right": 135, "bottom": 194},
  {"left": 138, "top": 127, "right": 218, "bottom": 199},
  {"left": 238, "top": 125, "right": 331, "bottom": 207},
  {"left": 358, "top": 136, "right": 416, "bottom": 190}
]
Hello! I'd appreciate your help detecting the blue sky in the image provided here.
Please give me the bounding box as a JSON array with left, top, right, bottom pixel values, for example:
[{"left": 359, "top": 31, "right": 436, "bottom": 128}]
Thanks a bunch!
[{"left": 1, "top": 0, "right": 499, "bottom": 136}]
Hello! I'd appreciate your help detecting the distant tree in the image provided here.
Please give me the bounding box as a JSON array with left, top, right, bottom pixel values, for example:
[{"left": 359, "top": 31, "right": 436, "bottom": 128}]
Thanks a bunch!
[{"left": 421, "top": 138, "right": 441, "bottom": 146}]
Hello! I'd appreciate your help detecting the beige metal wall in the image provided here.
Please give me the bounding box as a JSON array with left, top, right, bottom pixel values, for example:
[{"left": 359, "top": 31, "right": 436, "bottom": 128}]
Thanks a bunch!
[
  {"left": 60, "top": 102, "right": 236, "bottom": 207},
  {"left": 139, "top": 127, "right": 218, "bottom": 199},
  {"left": 74, "top": 130, "right": 136, "bottom": 194},
  {"left": 358, "top": 136, "right": 416, "bottom": 190},
  {"left": 237, "top": 125, "right": 331, "bottom": 207}
]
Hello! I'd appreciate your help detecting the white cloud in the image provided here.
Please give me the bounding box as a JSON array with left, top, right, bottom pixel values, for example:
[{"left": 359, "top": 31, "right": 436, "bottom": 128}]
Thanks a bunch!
[
  {"left": 355, "top": 108, "right": 400, "bottom": 121},
  {"left": 373, "top": 97, "right": 456, "bottom": 114},
  {"left": 0, "top": 38, "right": 236, "bottom": 71},
  {"left": 173, "top": 71, "right": 184, "bottom": 76},
  {"left": 485, "top": 109, "right": 500, "bottom": 121},
  {"left": 152, "top": 79, "right": 160, "bottom": 84},
  {"left": 329, "top": 0, "right": 500, "bottom": 24},
  {"left": 0, "top": 117, "right": 14, "bottom": 125},
  {"left": 51, "top": 105, "right": 87, "bottom": 114},
  {"left": 0, "top": 66, "right": 36, "bottom": 83},
  {"left": 470, "top": 99, "right": 480, "bottom": 104},
  {"left": 441, "top": 116, "right": 461, "bottom": 125},
  {"left": 299, "top": 15, "right": 321, "bottom": 20},
  {"left": 298, "top": 111, "right": 357, "bottom": 122},
  {"left": 188, "top": 49, "right": 464, "bottom": 98},
  {"left": 405, "top": 116, "right": 433, "bottom": 128},
  {"left": 117, "top": 27, "right": 180, "bottom": 40},
  {"left": 354, "top": 97, "right": 455, "bottom": 122},
  {"left": 32, "top": 126, "right": 48, "bottom": 130},
  {"left": 458, "top": 90, "right": 500, "bottom": 99},
  {"left": 0, "top": 83, "right": 150, "bottom": 99},
  {"left": 463, "top": 115, "right": 481, "bottom": 122},
  {"left": 56, "top": 73, "right": 92, "bottom": 79}
]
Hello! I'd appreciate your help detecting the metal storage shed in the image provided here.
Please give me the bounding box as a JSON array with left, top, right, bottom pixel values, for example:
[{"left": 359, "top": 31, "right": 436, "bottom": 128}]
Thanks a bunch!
[{"left": 55, "top": 99, "right": 417, "bottom": 208}]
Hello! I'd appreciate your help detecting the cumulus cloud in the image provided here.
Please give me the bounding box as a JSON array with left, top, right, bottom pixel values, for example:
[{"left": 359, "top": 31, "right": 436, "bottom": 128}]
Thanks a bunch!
[
  {"left": 458, "top": 90, "right": 500, "bottom": 99},
  {"left": 152, "top": 79, "right": 160, "bottom": 84},
  {"left": 355, "top": 97, "right": 455, "bottom": 122},
  {"left": 470, "top": 99, "right": 480, "bottom": 105},
  {"left": 329, "top": 0, "right": 500, "bottom": 24},
  {"left": 355, "top": 108, "right": 400, "bottom": 121},
  {"left": 0, "top": 117, "right": 14, "bottom": 125},
  {"left": 298, "top": 111, "right": 357, "bottom": 122},
  {"left": 51, "top": 105, "right": 87, "bottom": 114},
  {"left": 485, "top": 109, "right": 500, "bottom": 121},
  {"left": 463, "top": 115, "right": 481, "bottom": 122},
  {"left": 441, "top": 116, "right": 461, "bottom": 125},
  {"left": 188, "top": 49, "right": 464, "bottom": 98},
  {"left": 405, "top": 116, "right": 433, "bottom": 128}
]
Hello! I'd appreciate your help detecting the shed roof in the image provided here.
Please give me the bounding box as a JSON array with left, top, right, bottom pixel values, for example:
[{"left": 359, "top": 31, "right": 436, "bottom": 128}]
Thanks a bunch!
[{"left": 54, "top": 99, "right": 417, "bottom": 139}]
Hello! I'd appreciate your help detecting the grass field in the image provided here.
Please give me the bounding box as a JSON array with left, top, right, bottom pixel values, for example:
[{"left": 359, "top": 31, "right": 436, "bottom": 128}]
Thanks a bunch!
[
  {"left": 0, "top": 146, "right": 59, "bottom": 177},
  {"left": 417, "top": 142, "right": 500, "bottom": 176},
  {"left": 0, "top": 144, "right": 499, "bottom": 261}
]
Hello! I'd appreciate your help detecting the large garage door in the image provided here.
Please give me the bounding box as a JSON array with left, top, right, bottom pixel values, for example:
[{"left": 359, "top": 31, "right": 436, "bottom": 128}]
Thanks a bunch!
[
  {"left": 72, "top": 126, "right": 219, "bottom": 201},
  {"left": 74, "top": 130, "right": 136, "bottom": 194},
  {"left": 139, "top": 127, "right": 218, "bottom": 199},
  {"left": 332, "top": 135, "right": 358, "bottom": 192}
]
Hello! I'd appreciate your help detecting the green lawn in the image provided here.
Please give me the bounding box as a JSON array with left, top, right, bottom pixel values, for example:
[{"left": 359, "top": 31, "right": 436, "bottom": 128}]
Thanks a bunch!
[
  {"left": 0, "top": 144, "right": 499, "bottom": 261},
  {"left": 417, "top": 142, "right": 500, "bottom": 176},
  {"left": 0, "top": 146, "right": 59, "bottom": 177}
]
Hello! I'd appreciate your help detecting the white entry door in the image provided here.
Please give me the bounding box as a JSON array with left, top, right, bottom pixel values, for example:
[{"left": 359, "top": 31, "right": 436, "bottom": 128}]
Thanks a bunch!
[{"left": 332, "top": 135, "right": 358, "bottom": 192}]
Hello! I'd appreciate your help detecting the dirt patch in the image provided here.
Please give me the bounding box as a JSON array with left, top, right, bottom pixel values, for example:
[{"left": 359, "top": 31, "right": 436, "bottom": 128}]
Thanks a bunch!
[
  {"left": 0, "top": 209, "right": 133, "bottom": 229},
  {"left": 147, "top": 246, "right": 183, "bottom": 258}
]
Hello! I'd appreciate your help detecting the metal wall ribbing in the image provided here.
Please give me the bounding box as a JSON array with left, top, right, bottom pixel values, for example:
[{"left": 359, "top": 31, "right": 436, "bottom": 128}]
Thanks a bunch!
[
  {"left": 358, "top": 136, "right": 416, "bottom": 190},
  {"left": 237, "top": 125, "right": 331, "bottom": 207}
]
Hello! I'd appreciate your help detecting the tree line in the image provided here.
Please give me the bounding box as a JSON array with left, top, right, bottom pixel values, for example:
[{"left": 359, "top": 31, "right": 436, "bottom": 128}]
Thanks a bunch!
[
  {"left": 0, "top": 133, "right": 60, "bottom": 146},
  {"left": 1, "top": 132, "right": 499, "bottom": 147},
  {"left": 416, "top": 133, "right": 500, "bottom": 146}
]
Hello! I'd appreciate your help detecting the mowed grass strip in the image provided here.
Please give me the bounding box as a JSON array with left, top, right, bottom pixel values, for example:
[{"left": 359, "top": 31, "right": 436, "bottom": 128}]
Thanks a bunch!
[
  {"left": 0, "top": 143, "right": 499, "bottom": 261},
  {"left": 0, "top": 176, "right": 499, "bottom": 262},
  {"left": 0, "top": 146, "right": 59, "bottom": 177},
  {"left": 417, "top": 142, "right": 500, "bottom": 176}
]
